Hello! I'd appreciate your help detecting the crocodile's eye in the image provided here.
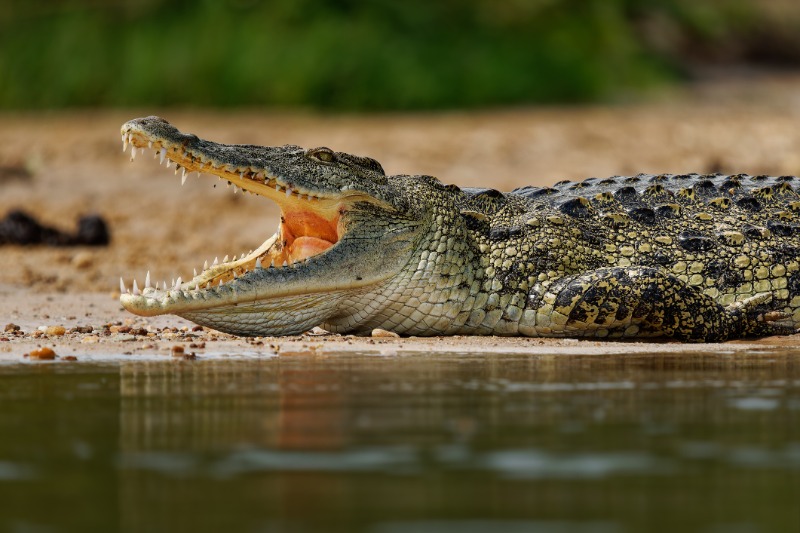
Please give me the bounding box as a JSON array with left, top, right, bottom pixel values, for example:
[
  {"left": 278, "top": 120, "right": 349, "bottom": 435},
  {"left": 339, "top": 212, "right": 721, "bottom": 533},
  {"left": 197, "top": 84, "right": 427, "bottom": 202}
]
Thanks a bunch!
[{"left": 306, "top": 147, "right": 335, "bottom": 163}]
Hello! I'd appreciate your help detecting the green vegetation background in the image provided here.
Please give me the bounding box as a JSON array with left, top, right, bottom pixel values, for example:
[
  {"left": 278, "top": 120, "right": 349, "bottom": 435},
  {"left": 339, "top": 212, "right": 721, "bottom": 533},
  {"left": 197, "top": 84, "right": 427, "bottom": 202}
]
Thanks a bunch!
[{"left": 2, "top": 0, "right": 799, "bottom": 110}]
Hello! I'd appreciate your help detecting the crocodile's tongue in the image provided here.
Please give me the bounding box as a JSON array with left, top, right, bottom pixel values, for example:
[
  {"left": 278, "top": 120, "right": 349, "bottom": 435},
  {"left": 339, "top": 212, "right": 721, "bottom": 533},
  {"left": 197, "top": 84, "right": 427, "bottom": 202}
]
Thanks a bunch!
[{"left": 282, "top": 208, "right": 338, "bottom": 262}]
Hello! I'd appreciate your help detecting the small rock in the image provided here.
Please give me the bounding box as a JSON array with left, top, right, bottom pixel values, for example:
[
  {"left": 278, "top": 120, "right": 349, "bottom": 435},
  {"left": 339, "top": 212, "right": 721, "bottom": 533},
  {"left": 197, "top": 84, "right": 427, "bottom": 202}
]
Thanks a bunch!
[
  {"left": 71, "top": 325, "right": 93, "bottom": 334},
  {"left": 171, "top": 345, "right": 184, "bottom": 357},
  {"left": 29, "top": 347, "right": 56, "bottom": 360},
  {"left": 63, "top": 356, "right": 78, "bottom": 362},
  {"left": 81, "top": 335, "right": 100, "bottom": 344},
  {"left": 371, "top": 328, "right": 399, "bottom": 338},
  {"left": 46, "top": 325, "right": 66, "bottom": 336},
  {"left": 112, "top": 334, "right": 135, "bottom": 342},
  {"left": 71, "top": 251, "right": 93, "bottom": 269},
  {"left": 4, "top": 323, "right": 20, "bottom": 333}
]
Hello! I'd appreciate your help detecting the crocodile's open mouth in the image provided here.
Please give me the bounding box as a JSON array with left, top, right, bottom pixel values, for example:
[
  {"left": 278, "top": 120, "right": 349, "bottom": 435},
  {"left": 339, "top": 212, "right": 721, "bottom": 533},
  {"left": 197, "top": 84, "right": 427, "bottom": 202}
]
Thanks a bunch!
[{"left": 119, "top": 123, "right": 344, "bottom": 298}]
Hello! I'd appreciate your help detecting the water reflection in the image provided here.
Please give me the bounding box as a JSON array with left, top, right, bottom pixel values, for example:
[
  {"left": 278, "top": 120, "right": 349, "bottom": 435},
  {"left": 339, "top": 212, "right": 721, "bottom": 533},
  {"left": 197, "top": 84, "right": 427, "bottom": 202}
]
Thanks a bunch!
[{"left": 1, "top": 351, "right": 799, "bottom": 532}]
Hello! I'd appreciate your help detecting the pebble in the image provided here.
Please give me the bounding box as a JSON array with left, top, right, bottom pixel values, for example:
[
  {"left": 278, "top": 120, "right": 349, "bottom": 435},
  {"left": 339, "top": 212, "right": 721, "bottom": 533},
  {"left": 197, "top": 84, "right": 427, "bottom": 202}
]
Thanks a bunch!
[
  {"left": 71, "top": 251, "right": 93, "bottom": 269},
  {"left": 45, "top": 326, "right": 66, "bottom": 336},
  {"left": 81, "top": 335, "right": 100, "bottom": 344},
  {"left": 371, "top": 328, "right": 400, "bottom": 338},
  {"left": 29, "top": 347, "right": 56, "bottom": 360},
  {"left": 112, "top": 334, "right": 136, "bottom": 342},
  {"left": 4, "top": 323, "right": 20, "bottom": 333},
  {"left": 171, "top": 345, "right": 184, "bottom": 357}
]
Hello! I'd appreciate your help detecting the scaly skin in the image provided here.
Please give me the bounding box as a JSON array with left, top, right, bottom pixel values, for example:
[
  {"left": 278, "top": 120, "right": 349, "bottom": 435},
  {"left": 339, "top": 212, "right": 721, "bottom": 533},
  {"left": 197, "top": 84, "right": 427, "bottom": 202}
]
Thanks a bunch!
[{"left": 119, "top": 116, "right": 800, "bottom": 341}]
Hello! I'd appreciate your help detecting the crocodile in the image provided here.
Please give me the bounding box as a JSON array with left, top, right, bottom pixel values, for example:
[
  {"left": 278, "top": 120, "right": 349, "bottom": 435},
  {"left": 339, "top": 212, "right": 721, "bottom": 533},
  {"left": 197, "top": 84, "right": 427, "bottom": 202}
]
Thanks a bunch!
[{"left": 119, "top": 116, "right": 800, "bottom": 341}]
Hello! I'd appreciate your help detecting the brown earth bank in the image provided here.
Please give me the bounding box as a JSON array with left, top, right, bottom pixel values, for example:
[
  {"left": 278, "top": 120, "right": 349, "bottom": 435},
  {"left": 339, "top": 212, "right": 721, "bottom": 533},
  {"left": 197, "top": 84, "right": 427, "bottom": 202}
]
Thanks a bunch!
[{"left": 3, "top": 73, "right": 800, "bottom": 359}]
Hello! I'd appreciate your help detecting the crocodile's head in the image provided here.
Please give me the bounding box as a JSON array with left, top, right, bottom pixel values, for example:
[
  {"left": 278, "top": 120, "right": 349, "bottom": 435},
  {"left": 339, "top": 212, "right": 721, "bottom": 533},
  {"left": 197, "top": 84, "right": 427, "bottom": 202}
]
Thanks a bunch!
[{"left": 119, "top": 116, "right": 424, "bottom": 336}]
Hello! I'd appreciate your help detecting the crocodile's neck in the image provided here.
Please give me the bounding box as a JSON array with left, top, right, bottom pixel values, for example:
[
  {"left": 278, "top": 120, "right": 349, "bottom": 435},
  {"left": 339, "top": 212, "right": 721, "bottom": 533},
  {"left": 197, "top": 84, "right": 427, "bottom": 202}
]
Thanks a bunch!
[{"left": 323, "top": 177, "right": 482, "bottom": 335}]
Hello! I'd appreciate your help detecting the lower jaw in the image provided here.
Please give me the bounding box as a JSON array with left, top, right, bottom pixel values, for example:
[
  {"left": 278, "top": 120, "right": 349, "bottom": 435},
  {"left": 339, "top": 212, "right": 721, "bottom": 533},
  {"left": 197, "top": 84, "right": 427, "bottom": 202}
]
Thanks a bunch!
[{"left": 178, "top": 287, "right": 348, "bottom": 336}]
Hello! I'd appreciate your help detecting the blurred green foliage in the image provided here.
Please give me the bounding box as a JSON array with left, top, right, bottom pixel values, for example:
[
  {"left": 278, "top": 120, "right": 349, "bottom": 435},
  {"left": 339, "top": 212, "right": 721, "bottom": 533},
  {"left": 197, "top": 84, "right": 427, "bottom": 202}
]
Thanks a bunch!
[{"left": 0, "top": 0, "right": 794, "bottom": 110}]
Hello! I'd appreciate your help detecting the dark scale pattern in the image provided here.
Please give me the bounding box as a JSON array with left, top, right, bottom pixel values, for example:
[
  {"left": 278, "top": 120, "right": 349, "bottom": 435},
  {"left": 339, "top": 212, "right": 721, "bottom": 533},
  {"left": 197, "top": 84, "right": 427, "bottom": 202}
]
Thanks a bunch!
[{"left": 491, "top": 172, "right": 800, "bottom": 340}]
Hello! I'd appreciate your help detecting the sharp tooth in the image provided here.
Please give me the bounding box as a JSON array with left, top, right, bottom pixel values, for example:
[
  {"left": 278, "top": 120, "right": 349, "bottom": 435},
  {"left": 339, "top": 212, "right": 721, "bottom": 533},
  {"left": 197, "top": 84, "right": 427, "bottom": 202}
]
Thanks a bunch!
[
  {"left": 203, "top": 260, "right": 208, "bottom": 270},
  {"left": 240, "top": 171, "right": 245, "bottom": 179},
  {"left": 255, "top": 257, "right": 262, "bottom": 269},
  {"left": 145, "top": 271, "right": 151, "bottom": 289},
  {"left": 175, "top": 164, "right": 181, "bottom": 176},
  {"left": 163, "top": 281, "right": 167, "bottom": 290},
  {"left": 223, "top": 255, "right": 229, "bottom": 262},
  {"left": 166, "top": 159, "right": 172, "bottom": 169},
  {"left": 219, "top": 279, "right": 223, "bottom": 286},
  {"left": 175, "top": 276, "right": 182, "bottom": 288},
  {"left": 282, "top": 260, "right": 288, "bottom": 267},
  {"left": 193, "top": 268, "right": 197, "bottom": 277},
  {"left": 206, "top": 282, "right": 211, "bottom": 290},
  {"left": 171, "top": 278, "right": 175, "bottom": 287},
  {"left": 181, "top": 168, "right": 188, "bottom": 185},
  {"left": 233, "top": 271, "right": 238, "bottom": 279},
  {"left": 286, "top": 187, "right": 292, "bottom": 197},
  {"left": 130, "top": 147, "right": 136, "bottom": 160},
  {"left": 133, "top": 279, "right": 140, "bottom": 296},
  {"left": 120, "top": 277, "right": 126, "bottom": 293},
  {"left": 233, "top": 185, "right": 238, "bottom": 194},
  {"left": 122, "top": 135, "right": 128, "bottom": 152},
  {"left": 159, "top": 148, "right": 166, "bottom": 164},
  {"left": 213, "top": 257, "right": 218, "bottom": 266},
  {"left": 276, "top": 184, "right": 282, "bottom": 192},
  {"left": 270, "top": 259, "right": 275, "bottom": 268}
]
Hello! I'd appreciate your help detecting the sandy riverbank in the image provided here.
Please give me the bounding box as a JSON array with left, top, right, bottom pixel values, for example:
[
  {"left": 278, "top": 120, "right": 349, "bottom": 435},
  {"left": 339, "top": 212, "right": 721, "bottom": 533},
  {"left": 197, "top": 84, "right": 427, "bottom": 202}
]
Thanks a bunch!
[{"left": 3, "top": 74, "right": 800, "bottom": 360}]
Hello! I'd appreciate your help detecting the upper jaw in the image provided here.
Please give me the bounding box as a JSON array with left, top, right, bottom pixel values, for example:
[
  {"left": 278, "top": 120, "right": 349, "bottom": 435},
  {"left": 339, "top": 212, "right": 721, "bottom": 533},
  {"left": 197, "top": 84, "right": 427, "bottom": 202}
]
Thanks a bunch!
[
  {"left": 120, "top": 116, "right": 392, "bottom": 205},
  {"left": 122, "top": 116, "right": 331, "bottom": 200}
]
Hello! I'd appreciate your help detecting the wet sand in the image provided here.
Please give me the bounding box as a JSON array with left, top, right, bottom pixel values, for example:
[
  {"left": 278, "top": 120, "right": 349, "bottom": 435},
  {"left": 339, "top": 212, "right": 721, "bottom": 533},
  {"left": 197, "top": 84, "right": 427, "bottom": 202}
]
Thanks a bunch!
[{"left": 3, "top": 74, "right": 800, "bottom": 360}]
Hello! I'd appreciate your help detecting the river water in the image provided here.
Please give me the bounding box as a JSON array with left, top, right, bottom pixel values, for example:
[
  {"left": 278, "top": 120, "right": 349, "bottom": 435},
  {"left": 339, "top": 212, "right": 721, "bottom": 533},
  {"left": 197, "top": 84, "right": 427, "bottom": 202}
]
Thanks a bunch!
[{"left": 0, "top": 350, "right": 798, "bottom": 532}]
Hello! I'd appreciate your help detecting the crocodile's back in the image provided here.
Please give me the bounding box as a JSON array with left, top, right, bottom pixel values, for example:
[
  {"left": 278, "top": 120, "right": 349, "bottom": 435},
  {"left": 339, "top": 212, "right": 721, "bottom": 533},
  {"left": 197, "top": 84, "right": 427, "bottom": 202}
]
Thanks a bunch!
[{"left": 456, "top": 173, "right": 800, "bottom": 340}]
